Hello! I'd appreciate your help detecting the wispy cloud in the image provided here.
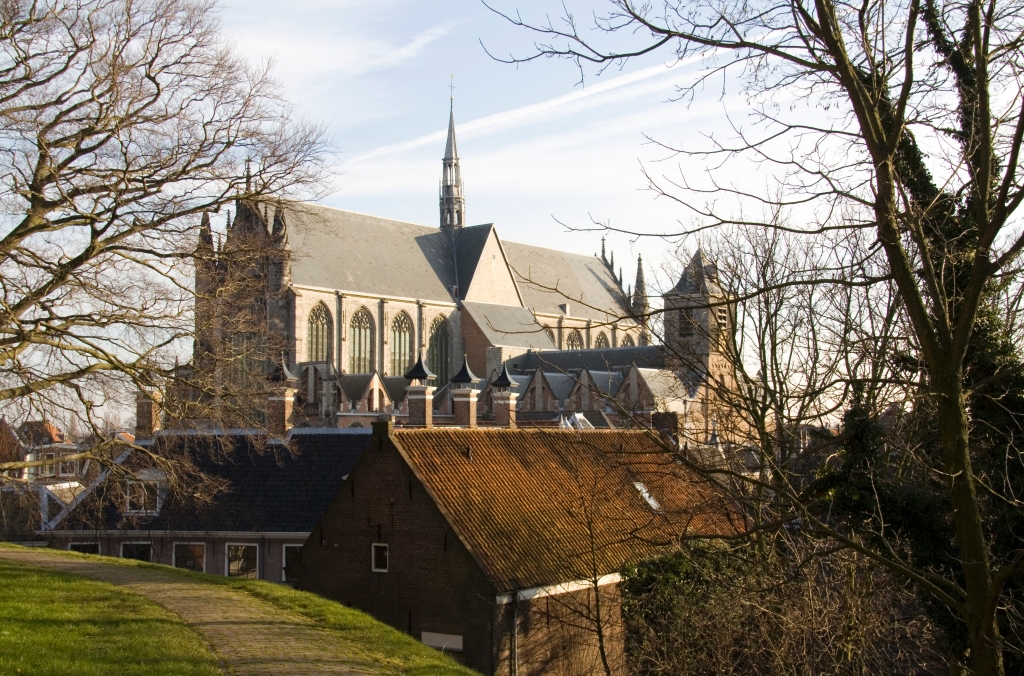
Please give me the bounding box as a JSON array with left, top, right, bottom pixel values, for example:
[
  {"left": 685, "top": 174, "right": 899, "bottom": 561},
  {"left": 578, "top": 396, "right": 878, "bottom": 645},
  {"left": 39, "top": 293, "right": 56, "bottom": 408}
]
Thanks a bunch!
[{"left": 348, "top": 58, "right": 698, "bottom": 163}]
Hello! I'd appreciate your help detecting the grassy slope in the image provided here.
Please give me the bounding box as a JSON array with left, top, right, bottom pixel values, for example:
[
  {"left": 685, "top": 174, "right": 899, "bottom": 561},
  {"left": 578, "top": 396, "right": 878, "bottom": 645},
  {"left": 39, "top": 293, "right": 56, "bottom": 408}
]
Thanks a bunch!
[
  {"left": 0, "top": 558, "right": 222, "bottom": 676},
  {"left": 0, "top": 544, "right": 480, "bottom": 676}
]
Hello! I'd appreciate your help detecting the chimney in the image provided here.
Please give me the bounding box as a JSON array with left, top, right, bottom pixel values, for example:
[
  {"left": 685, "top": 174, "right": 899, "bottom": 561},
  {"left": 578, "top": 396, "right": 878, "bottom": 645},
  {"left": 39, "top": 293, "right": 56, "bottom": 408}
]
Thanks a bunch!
[
  {"left": 450, "top": 355, "right": 479, "bottom": 428},
  {"left": 135, "top": 391, "right": 162, "bottom": 441},
  {"left": 267, "top": 387, "right": 296, "bottom": 438},
  {"left": 403, "top": 354, "right": 436, "bottom": 428},
  {"left": 490, "top": 363, "right": 518, "bottom": 428}
]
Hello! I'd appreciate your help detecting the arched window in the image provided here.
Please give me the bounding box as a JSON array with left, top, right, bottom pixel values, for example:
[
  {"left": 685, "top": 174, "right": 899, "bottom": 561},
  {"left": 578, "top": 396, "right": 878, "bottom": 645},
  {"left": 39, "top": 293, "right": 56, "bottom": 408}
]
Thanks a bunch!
[
  {"left": 594, "top": 332, "right": 609, "bottom": 349},
  {"left": 390, "top": 312, "right": 414, "bottom": 376},
  {"left": 307, "top": 303, "right": 332, "bottom": 362},
  {"left": 349, "top": 308, "right": 374, "bottom": 373},
  {"left": 566, "top": 329, "right": 584, "bottom": 350},
  {"left": 620, "top": 333, "right": 635, "bottom": 347},
  {"left": 427, "top": 316, "right": 451, "bottom": 386}
]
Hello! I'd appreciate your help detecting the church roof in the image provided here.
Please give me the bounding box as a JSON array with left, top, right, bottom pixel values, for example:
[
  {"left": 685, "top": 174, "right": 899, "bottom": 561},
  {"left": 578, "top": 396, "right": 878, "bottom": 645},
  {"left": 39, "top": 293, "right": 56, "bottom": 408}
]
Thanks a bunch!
[
  {"left": 509, "top": 345, "right": 665, "bottom": 373},
  {"left": 462, "top": 302, "right": 557, "bottom": 351},
  {"left": 444, "top": 106, "right": 458, "bottom": 161},
  {"left": 671, "top": 249, "right": 722, "bottom": 297},
  {"left": 277, "top": 203, "right": 631, "bottom": 321}
]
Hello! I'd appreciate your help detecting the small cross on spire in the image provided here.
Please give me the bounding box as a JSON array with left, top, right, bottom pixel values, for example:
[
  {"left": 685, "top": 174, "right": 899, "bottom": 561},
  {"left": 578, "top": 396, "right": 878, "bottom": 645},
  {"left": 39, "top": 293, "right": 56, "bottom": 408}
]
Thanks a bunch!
[{"left": 449, "top": 74, "right": 455, "bottom": 102}]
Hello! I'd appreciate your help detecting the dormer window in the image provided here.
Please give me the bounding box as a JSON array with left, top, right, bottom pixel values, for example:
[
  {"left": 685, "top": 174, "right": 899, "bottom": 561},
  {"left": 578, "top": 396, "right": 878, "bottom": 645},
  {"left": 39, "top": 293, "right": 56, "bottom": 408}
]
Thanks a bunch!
[{"left": 126, "top": 480, "right": 160, "bottom": 515}]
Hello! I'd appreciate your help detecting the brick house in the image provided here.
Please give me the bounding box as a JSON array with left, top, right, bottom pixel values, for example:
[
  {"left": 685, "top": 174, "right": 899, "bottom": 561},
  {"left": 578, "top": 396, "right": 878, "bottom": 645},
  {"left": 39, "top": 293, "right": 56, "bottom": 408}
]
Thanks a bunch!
[
  {"left": 295, "top": 420, "right": 740, "bottom": 675},
  {"left": 46, "top": 428, "right": 371, "bottom": 581}
]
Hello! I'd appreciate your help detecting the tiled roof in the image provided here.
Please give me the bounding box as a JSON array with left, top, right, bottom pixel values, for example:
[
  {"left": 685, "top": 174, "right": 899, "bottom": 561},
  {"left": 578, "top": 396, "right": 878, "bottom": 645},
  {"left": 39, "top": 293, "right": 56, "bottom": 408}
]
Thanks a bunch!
[
  {"left": 391, "top": 428, "right": 741, "bottom": 591},
  {"left": 60, "top": 431, "right": 371, "bottom": 533},
  {"left": 18, "top": 421, "right": 64, "bottom": 446}
]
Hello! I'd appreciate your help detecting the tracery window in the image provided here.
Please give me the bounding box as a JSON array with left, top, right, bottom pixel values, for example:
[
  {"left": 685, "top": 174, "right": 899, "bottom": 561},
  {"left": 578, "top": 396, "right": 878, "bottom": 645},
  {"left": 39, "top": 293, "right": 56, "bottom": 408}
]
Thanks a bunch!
[
  {"left": 349, "top": 308, "right": 374, "bottom": 373},
  {"left": 566, "top": 329, "right": 584, "bottom": 350},
  {"left": 427, "top": 316, "right": 451, "bottom": 386},
  {"left": 594, "top": 332, "right": 609, "bottom": 349},
  {"left": 620, "top": 333, "right": 635, "bottom": 347},
  {"left": 390, "top": 312, "right": 414, "bottom": 376},
  {"left": 307, "top": 303, "right": 332, "bottom": 362}
]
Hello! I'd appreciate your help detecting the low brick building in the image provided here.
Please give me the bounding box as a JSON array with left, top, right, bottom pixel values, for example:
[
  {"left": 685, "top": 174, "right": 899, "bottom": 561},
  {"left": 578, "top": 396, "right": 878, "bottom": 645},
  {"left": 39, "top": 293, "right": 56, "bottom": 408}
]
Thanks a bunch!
[
  {"left": 295, "top": 421, "right": 740, "bottom": 675},
  {"left": 47, "top": 428, "right": 371, "bottom": 581}
]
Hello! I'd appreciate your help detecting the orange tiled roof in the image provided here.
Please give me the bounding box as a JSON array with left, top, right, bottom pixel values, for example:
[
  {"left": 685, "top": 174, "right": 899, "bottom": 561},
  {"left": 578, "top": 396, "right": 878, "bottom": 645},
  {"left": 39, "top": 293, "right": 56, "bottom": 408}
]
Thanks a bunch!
[{"left": 391, "top": 428, "right": 742, "bottom": 591}]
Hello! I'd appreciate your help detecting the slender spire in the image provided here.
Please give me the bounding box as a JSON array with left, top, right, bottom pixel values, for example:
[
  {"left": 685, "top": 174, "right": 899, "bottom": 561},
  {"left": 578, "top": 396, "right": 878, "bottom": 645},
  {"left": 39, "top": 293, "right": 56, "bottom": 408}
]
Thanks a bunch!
[
  {"left": 440, "top": 99, "right": 465, "bottom": 231},
  {"left": 632, "top": 254, "right": 650, "bottom": 344}
]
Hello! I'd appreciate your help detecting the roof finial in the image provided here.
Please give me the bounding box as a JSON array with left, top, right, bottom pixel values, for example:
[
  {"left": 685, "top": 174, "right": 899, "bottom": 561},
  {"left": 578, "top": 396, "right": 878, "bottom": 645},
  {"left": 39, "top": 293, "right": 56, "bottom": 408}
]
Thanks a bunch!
[{"left": 449, "top": 73, "right": 455, "bottom": 103}]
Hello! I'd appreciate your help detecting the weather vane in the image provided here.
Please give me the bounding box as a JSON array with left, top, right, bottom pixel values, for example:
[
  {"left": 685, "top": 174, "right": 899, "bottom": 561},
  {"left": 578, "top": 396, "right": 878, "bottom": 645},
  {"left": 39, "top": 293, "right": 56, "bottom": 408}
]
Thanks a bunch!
[{"left": 449, "top": 74, "right": 455, "bottom": 101}]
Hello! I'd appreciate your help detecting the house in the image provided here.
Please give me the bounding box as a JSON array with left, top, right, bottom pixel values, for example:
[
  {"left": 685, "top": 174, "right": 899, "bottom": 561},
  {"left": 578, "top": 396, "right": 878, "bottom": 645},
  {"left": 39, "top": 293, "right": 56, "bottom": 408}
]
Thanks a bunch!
[
  {"left": 46, "top": 428, "right": 371, "bottom": 581},
  {"left": 294, "top": 419, "right": 740, "bottom": 675}
]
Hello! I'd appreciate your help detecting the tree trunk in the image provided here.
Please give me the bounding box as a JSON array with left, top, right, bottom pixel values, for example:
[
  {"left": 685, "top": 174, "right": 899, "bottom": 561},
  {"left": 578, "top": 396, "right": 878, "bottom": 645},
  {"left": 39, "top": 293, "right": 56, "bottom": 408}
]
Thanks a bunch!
[{"left": 934, "top": 368, "right": 1004, "bottom": 676}]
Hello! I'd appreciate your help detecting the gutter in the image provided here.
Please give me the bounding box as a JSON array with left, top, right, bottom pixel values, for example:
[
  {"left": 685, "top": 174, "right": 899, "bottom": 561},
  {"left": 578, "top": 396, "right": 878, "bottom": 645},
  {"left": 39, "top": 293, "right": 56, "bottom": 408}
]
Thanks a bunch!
[{"left": 494, "top": 572, "right": 622, "bottom": 605}]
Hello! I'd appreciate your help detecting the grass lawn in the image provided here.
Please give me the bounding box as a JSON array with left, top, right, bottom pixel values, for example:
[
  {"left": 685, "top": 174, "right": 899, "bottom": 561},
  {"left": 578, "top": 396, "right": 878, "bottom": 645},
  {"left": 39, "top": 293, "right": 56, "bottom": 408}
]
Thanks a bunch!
[
  {"left": 0, "top": 558, "right": 221, "bottom": 676},
  {"left": 0, "top": 544, "right": 481, "bottom": 676}
]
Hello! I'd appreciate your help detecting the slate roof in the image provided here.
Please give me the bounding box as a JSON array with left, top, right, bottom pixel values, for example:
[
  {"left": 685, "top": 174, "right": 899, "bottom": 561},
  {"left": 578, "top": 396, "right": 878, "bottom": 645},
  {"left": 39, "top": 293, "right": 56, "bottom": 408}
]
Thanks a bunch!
[
  {"left": 454, "top": 225, "right": 494, "bottom": 297},
  {"left": 541, "top": 372, "right": 577, "bottom": 401},
  {"left": 584, "top": 370, "right": 624, "bottom": 397},
  {"left": 58, "top": 430, "right": 371, "bottom": 533},
  {"left": 462, "top": 302, "right": 557, "bottom": 350},
  {"left": 391, "top": 428, "right": 741, "bottom": 591},
  {"left": 284, "top": 205, "right": 457, "bottom": 302},
  {"left": 502, "top": 241, "right": 631, "bottom": 321},
  {"left": 671, "top": 249, "right": 723, "bottom": 297},
  {"left": 339, "top": 373, "right": 375, "bottom": 403},
  {"left": 509, "top": 345, "right": 665, "bottom": 373},
  {"left": 381, "top": 377, "right": 410, "bottom": 404}
]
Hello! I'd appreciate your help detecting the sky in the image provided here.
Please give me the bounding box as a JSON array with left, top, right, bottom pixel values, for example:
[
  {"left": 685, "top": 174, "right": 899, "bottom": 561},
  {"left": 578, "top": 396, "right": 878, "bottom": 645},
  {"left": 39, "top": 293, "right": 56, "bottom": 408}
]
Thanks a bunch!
[{"left": 218, "top": 0, "right": 766, "bottom": 295}]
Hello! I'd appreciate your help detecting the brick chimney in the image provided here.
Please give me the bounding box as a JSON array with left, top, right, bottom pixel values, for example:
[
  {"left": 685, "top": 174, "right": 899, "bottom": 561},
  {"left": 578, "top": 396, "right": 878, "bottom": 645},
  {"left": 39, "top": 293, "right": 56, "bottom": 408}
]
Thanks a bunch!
[
  {"left": 490, "top": 362, "right": 518, "bottom": 428},
  {"left": 406, "top": 385, "right": 436, "bottom": 428},
  {"left": 268, "top": 387, "right": 296, "bottom": 438},
  {"left": 450, "top": 355, "right": 479, "bottom": 428},
  {"left": 135, "top": 391, "right": 162, "bottom": 441}
]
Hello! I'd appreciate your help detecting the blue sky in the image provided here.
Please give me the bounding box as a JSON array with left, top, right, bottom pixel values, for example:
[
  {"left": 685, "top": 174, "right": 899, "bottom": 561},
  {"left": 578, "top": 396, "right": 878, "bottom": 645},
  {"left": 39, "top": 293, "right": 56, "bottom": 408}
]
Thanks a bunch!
[{"left": 219, "top": 0, "right": 765, "bottom": 294}]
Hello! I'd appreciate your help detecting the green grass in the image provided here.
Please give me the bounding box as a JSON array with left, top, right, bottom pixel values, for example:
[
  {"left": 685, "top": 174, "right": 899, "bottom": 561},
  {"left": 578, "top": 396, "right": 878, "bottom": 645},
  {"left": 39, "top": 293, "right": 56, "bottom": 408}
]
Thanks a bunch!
[
  {"left": 0, "top": 558, "right": 222, "bottom": 676},
  {"left": 0, "top": 544, "right": 481, "bottom": 676}
]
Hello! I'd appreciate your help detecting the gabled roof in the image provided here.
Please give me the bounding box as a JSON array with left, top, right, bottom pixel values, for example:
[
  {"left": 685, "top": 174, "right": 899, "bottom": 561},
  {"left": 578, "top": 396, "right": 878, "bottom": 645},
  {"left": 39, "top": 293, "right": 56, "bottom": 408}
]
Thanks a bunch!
[
  {"left": 462, "top": 302, "right": 557, "bottom": 351},
  {"left": 381, "top": 377, "right": 410, "bottom": 404},
  {"left": 636, "top": 368, "right": 695, "bottom": 410},
  {"left": 18, "top": 421, "right": 64, "bottom": 446},
  {"left": 501, "top": 241, "right": 630, "bottom": 321},
  {"left": 582, "top": 369, "right": 624, "bottom": 397},
  {"left": 453, "top": 225, "right": 493, "bottom": 298},
  {"left": 58, "top": 431, "right": 371, "bottom": 533},
  {"left": 390, "top": 428, "right": 740, "bottom": 591},
  {"left": 339, "top": 373, "right": 376, "bottom": 403}
]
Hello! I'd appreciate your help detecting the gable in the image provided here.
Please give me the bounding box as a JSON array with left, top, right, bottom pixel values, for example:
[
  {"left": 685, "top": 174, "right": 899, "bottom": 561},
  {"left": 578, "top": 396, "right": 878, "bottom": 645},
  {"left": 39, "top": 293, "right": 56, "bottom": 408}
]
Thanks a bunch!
[{"left": 460, "top": 226, "right": 522, "bottom": 306}]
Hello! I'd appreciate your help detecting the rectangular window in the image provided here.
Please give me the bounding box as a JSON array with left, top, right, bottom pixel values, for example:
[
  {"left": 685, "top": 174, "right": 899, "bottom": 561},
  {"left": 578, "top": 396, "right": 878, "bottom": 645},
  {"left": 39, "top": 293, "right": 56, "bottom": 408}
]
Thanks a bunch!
[
  {"left": 69, "top": 542, "right": 99, "bottom": 555},
  {"left": 226, "top": 544, "right": 258, "bottom": 578},
  {"left": 173, "top": 543, "right": 205, "bottom": 572},
  {"left": 41, "top": 453, "right": 56, "bottom": 477},
  {"left": 372, "top": 543, "right": 389, "bottom": 572},
  {"left": 59, "top": 457, "right": 77, "bottom": 476},
  {"left": 121, "top": 542, "right": 152, "bottom": 562},
  {"left": 421, "top": 632, "right": 464, "bottom": 652},
  {"left": 282, "top": 544, "right": 302, "bottom": 583},
  {"left": 126, "top": 481, "right": 159, "bottom": 515}
]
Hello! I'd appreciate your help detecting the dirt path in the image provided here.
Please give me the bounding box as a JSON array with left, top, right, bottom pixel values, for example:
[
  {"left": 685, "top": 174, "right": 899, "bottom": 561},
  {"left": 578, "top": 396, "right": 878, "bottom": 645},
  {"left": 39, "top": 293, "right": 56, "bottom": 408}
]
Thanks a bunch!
[{"left": 0, "top": 547, "right": 380, "bottom": 675}]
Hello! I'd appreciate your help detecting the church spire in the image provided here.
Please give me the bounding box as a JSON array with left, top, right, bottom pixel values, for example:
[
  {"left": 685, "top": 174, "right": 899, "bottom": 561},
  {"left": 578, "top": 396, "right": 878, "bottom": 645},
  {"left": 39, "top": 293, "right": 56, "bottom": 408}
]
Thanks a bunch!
[
  {"left": 439, "top": 102, "right": 465, "bottom": 231},
  {"left": 632, "top": 254, "right": 650, "bottom": 341}
]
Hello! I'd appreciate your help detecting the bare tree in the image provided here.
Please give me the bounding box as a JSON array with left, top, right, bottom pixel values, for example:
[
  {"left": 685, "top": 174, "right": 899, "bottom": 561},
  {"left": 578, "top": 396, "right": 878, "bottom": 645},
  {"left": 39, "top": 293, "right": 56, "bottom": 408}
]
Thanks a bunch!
[
  {"left": 0, "top": 0, "right": 328, "bottom": 480},
  {"left": 487, "top": 0, "right": 1024, "bottom": 670}
]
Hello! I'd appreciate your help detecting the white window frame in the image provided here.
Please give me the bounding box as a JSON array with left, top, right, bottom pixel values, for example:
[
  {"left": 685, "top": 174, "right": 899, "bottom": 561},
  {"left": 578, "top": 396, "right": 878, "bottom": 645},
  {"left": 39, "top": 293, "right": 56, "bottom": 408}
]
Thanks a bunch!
[
  {"left": 68, "top": 542, "right": 100, "bottom": 555},
  {"left": 124, "top": 480, "right": 161, "bottom": 516},
  {"left": 120, "top": 541, "right": 153, "bottom": 561},
  {"left": 58, "top": 456, "right": 77, "bottom": 477},
  {"left": 282, "top": 544, "right": 302, "bottom": 582},
  {"left": 224, "top": 542, "right": 259, "bottom": 579},
  {"left": 41, "top": 452, "right": 56, "bottom": 477},
  {"left": 371, "top": 543, "right": 389, "bottom": 573},
  {"left": 172, "top": 542, "right": 206, "bottom": 573}
]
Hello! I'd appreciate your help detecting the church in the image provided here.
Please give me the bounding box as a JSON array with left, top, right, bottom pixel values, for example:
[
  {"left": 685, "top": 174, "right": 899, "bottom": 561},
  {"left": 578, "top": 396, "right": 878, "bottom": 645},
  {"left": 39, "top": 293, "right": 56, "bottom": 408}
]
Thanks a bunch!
[{"left": 181, "top": 107, "right": 735, "bottom": 436}]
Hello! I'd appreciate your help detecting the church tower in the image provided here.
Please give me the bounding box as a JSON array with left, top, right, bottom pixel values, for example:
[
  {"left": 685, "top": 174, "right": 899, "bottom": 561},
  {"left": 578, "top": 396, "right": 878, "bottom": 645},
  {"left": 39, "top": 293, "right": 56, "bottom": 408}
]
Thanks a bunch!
[
  {"left": 662, "top": 250, "right": 733, "bottom": 374},
  {"left": 439, "top": 105, "right": 465, "bottom": 231}
]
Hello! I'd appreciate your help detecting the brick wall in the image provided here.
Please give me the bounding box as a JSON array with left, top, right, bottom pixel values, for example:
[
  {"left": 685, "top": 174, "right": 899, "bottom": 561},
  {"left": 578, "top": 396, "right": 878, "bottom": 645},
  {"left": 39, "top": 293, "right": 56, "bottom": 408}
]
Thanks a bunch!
[{"left": 296, "top": 423, "right": 499, "bottom": 673}]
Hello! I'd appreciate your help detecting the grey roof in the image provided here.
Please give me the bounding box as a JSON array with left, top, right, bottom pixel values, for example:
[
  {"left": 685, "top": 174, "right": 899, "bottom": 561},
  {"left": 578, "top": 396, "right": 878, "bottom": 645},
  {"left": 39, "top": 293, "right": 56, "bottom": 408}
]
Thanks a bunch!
[
  {"left": 509, "top": 375, "right": 532, "bottom": 391},
  {"left": 381, "top": 376, "right": 410, "bottom": 403},
  {"left": 671, "top": 249, "right": 722, "bottom": 297},
  {"left": 339, "top": 373, "right": 374, "bottom": 402},
  {"left": 454, "top": 225, "right": 494, "bottom": 297},
  {"left": 284, "top": 204, "right": 457, "bottom": 302},
  {"left": 509, "top": 346, "right": 665, "bottom": 373},
  {"left": 502, "top": 240, "right": 631, "bottom": 321},
  {"left": 444, "top": 106, "right": 458, "bottom": 161},
  {"left": 462, "top": 302, "right": 557, "bottom": 350},
  {"left": 638, "top": 368, "right": 692, "bottom": 405},
  {"left": 542, "top": 372, "right": 577, "bottom": 401},
  {"left": 584, "top": 370, "right": 624, "bottom": 397}
]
